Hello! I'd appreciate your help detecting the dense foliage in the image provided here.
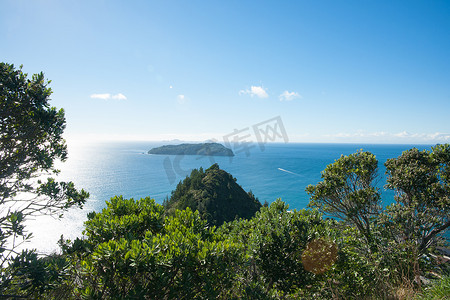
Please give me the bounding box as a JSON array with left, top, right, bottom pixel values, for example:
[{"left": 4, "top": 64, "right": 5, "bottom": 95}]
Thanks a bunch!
[
  {"left": 0, "top": 63, "right": 88, "bottom": 297},
  {"left": 59, "top": 197, "right": 348, "bottom": 299},
  {"left": 5, "top": 147, "right": 450, "bottom": 299},
  {"left": 383, "top": 144, "right": 450, "bottom": 255},
  {"left": 307, "top": 146, "right": 450, "bottom": 297},
  {"left": 61, "top": 196, "right": 242, "bottom": 299},
  {"left": 164, "top": 164, "right": 262, "bottom": 226}
]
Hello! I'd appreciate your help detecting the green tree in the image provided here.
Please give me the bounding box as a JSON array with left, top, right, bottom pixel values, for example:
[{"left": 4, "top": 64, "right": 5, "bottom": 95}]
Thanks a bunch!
[
  {"left": 0, "top": 63, "right": 88, "bottom": 295},
  {"left": 378, "top": 145, "right": 450, "bottom": 288},
  {"left": 306, "top": 150, "right": 381, "bottom": 247},
  {"left": 383, "top": 145, "right": 450, "bottom": 254}
]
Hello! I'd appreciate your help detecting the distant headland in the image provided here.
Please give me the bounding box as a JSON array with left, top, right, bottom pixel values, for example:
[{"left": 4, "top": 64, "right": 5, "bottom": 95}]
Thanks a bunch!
[{"left": 148, "top": 142, "right": 234, "bottom": 156}]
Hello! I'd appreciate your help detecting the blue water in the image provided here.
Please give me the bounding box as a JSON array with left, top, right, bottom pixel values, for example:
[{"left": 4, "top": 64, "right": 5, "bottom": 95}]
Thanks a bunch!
[{"left": 28, "top": 142, "right": 436, "bottom": 253}]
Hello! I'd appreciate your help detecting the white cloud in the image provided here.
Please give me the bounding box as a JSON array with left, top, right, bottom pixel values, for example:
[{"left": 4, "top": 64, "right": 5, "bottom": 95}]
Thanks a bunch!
[
  {"left": 177, "top": 94, "right": 186, "bottom": 104},
  {"left": 394, "top": 131, "right": 410, "bottom": 138},
  {"left": 239, "top": 86, "right": 269, "bottom": 98},
  {"left": 90, "top": 93, "right": 127, "bottom": 100},
  {"left": 279, "top": 90, "right": 301, "bottom": 101},
  {"left": 112, "top": 93, "right": 127, "bottom": 100},
  {"left": 323, "top": 131, "right": 450, "bottom": 143},
  {"left": 90, "top": 93, "right": 111, "bottom": 100}
]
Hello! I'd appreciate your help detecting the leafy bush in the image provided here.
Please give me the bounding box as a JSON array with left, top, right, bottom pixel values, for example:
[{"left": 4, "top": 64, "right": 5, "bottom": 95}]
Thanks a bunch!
[{"left": 64, "top": 196, "right": 242, "bottom": 299}]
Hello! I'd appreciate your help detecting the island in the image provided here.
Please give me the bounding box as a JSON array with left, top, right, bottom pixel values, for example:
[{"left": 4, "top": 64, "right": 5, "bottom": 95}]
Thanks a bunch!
[{"left": 148, "top": 142, "right": 234, "bottom": 156}]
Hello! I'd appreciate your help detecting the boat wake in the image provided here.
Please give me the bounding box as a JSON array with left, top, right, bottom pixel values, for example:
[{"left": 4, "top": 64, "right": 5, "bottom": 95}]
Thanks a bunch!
[{"left": 277, "top": 168, "right": 302, "bottom": 176}]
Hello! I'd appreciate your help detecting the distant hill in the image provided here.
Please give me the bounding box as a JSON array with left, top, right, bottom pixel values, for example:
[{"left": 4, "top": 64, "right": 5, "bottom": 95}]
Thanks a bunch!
[
  {"left": 164, "top": 164, "right": 262, "bottom": 226},
  {"left": 148, "top": 143, "right": 234, "bottom": 156}
]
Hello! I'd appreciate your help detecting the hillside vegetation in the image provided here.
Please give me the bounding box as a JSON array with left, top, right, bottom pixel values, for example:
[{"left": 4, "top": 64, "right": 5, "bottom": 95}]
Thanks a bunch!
[
  {"left": 3, "top": 151, "right": 450, "bottom": 298},
  {"left": 164, "top": 164, "right": 262, "bottom": 226}
]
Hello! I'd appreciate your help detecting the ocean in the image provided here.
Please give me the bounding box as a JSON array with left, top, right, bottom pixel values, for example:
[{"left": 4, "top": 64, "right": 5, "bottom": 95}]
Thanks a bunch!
[{"left": 27, "top": 141, "right": 435, "bottom": 253}]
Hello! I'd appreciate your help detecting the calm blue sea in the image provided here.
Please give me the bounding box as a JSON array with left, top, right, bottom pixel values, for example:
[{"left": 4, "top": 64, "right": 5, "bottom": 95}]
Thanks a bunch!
[{"left": 28, "top": 142, "right": 437, "bottom": 253}]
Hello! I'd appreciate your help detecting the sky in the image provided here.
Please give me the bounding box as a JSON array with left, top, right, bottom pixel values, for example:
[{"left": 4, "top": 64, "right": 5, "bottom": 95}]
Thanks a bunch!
[{"left": 1, "top": 0, "right": 450, "bottom": 144}]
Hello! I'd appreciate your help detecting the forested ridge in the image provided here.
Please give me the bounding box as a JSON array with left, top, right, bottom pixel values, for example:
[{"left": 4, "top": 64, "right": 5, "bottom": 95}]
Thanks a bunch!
[{"left": 163, "top": 163, "right": 262, "bottom": 226}]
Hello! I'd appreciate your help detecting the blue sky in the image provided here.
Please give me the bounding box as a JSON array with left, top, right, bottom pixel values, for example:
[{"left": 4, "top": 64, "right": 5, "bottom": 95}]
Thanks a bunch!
[{"left": 1, "top": 0, "right": 450, "bottom": 144}]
